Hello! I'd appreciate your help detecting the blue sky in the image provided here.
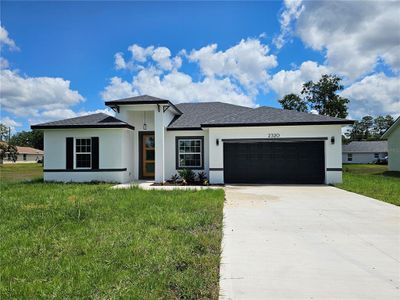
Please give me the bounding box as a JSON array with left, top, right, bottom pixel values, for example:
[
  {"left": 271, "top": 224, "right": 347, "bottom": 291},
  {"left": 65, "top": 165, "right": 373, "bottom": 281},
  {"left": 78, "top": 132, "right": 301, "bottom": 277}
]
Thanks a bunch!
[{"left": 1, "top": 1, "right": 399, "bottom": 132}]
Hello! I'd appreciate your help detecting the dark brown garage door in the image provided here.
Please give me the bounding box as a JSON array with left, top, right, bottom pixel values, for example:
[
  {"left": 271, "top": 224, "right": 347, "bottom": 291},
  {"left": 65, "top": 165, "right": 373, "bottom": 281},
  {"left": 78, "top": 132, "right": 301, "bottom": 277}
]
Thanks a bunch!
[{"left": 223, "top": 141, "right": 325, "bottom": 184}]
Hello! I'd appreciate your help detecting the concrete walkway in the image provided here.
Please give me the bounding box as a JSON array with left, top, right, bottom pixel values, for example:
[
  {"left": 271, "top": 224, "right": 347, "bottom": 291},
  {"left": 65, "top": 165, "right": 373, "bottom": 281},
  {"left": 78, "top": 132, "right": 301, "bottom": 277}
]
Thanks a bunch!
[{"left": 220, "top": 185, "right": 400, "bottom": 300}]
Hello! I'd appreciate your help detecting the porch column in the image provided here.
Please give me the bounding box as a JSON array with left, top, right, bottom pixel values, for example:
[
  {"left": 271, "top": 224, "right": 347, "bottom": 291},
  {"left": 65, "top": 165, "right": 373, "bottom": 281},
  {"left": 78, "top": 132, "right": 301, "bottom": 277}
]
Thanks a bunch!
[{"left": 154, "top": 108, "right": 165, "bottom": 182}]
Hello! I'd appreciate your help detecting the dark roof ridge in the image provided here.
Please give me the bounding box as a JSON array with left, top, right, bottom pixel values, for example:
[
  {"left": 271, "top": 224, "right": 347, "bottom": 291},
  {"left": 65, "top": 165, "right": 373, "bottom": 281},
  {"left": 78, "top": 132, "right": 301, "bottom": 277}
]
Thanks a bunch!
[
  {"left": 253, "top": 105, "right": 351, "bottom": 122},
  {"left": 31, "top": 112, "right": 135, "bottom": 130}
]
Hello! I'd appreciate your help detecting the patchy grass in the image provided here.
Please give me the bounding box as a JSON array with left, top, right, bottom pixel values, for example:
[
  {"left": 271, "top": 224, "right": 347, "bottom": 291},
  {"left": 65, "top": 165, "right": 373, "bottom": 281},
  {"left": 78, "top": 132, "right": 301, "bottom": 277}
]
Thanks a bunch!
[
  {"left": 0, "top": 163, "right": 43, "bottom": 183},
  {"left": 0, "top": 180, "right": 224, "bottom": 298},
  {"left": 337, "top": 164, "right": 400, "bottom": 206}
]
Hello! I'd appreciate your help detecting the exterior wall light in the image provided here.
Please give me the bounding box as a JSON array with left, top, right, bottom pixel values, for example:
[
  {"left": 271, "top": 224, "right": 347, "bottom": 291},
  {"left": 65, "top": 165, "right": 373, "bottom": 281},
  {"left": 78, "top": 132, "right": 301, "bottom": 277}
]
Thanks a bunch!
[
  {"left": 331, "top": 136, "right": 335, "bottom": 144},
  {"left": 216, "top": 138, "right": 219, "bottom": 146}
]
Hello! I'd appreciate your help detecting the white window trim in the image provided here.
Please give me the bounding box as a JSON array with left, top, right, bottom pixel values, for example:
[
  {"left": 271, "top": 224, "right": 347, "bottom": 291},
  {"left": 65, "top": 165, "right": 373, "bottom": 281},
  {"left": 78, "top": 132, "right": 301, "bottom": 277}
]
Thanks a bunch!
[
  {"left": 178, "top": 138, "right": 203, "bottom": 169},
  {"left": 74, "top": 137, "right": 92, "bottom": 169}
]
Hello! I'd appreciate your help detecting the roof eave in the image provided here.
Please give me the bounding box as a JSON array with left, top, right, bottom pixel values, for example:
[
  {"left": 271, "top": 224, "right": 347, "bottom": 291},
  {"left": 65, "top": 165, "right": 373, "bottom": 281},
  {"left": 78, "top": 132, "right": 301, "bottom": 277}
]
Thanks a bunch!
[
  {"left": 201, "top": 120, "right": 355, "bottom": 128},
  {"left": 30, "top": 124, "right": 135, "bottom": 130},
  {"left": 381, "top": 117, "right": 400, "bottom": 139},
  {"left": 166, "top": 127, "right": 203, "bottom": 131},
  {"left": 105, "top": 100, "right": 183, "bottom": 115}
]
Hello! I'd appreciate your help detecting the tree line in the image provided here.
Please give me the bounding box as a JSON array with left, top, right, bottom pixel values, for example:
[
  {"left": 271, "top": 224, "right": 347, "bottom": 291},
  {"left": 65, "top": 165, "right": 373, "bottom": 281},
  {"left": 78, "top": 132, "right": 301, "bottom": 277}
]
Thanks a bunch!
[
  {"left": 0, "top": 124, "right": 43, "bottom": 162},
  {"left": 278, "top": 74, "right": 394, "bottom": 143}
]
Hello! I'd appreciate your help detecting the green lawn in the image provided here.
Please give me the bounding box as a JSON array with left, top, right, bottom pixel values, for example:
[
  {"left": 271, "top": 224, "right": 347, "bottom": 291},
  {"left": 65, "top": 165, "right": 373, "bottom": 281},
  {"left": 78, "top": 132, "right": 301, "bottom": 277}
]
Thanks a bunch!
[
  {"left": 0, "top": 163, "right": 43, "bottom": 182},
  {"left": 0, "top": 167, "right": 224, "bottom": 298},
  {"left": 336, "top": 164, "right": 400, "bottom": 206}
]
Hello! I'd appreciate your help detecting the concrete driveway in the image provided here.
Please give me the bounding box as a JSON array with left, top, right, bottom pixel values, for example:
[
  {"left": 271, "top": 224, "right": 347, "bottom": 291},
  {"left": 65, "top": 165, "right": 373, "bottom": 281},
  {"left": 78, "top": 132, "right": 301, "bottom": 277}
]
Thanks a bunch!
[{"left": 220, "top": 185, "right": 400, "bottom": 300}]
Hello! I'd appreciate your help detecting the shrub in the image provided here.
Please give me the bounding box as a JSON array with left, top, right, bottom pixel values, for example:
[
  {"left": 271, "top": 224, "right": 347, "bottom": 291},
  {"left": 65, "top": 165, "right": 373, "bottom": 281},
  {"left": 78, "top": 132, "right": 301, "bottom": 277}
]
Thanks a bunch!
[
  {"left": 197, "top": 171, "right": 208, "bottom": 185},
  {"left": 178, "top": 169, "right": 196, "bottom": 184},
  {"left": 168, "top": 174, "right": 180, "bottom": 184}
]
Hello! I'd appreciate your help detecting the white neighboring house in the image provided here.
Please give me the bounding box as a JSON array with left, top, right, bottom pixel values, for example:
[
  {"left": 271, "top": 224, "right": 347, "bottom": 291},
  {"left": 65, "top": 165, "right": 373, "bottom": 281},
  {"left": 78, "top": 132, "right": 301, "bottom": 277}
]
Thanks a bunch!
[
  {"left": 31, "top": 95, "right": 354, "bottom": 184},
  {"left": 342, "top": 141, "right": 388, "bottom": 164},
  {"left": 381, "top": 117, "right": 400, "bottom": 171},
  {"left": 2, "top": 144, "right": 44, "bottom": 163}
]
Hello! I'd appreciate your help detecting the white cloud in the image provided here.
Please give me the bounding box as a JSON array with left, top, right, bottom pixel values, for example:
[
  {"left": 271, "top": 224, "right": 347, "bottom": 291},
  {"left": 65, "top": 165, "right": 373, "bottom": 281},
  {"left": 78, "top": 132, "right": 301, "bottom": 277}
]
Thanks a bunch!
[
  {"left": 274, "top": 0, "right": 304, "bottom": 49},
  {"left": 341, "top": 73, "right": 400, "bottom": 118},
  {"left": 0, "top": 25, "right": 19, "bottom": 51},
  {"left": 188, "top": 38, "right": 277, "bottom": 90},
  {"left": 115, "top": 44, "right": 182, "bottom": 72},
  {"left": 268, "top": 61, "right": 329, "bottom": 97},
  {"left": 295, "top": 1, "right": 400, "bottom": 79},
  {"left": 101, "top": 76, "right": 138, "bottom": 101},
  {"left": 105, "top": 38, "right": 277, "bottom": 107},
  {"left": 114, "top": 52, "right": 129, "bottom": 70},
  {"left": 128, "top": 44, "right": 154, "bottom": 62},
  {"left": 102, "top": 67, "right": 254, "bottom": 107},
  {"left": 0, "top": 57, "right": 9, "bottom": 69},
  {"left": 0, "top": 116, "right": 22, "bottom": 130},
  {"left": 0, "top": 69, "right": 84, "bottom": 122}
]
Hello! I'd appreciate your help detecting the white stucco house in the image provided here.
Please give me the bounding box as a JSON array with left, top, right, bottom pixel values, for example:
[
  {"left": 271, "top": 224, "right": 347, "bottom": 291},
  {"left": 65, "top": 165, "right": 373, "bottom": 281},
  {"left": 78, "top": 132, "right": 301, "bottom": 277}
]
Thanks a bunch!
[
  {"left": 381, "top": 117, "right": 400, "bottom": 171},
  {"left": 31, "top": 95, "right": 354, "bottom": 184},
  {"left": 342, "top": 141, "right": 388, "bottom": 164}
]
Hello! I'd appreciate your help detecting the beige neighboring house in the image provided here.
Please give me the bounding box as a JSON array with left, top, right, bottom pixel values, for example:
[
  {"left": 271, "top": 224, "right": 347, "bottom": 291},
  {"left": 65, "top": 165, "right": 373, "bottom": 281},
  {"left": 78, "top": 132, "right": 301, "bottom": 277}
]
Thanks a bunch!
[
  {"left": 3, "top": 145, "right": 44, "bottom": 163},
  {"left": 381, "top": 117, "right": 400, "bottom": 171}
]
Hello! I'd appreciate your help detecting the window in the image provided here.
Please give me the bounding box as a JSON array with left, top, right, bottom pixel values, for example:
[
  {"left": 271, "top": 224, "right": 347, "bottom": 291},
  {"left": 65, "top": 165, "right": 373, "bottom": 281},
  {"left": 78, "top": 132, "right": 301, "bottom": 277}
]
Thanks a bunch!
[
  {"left": 176, "top": 137, "right": 203, "bottom": 169},
  {"left": 23, "top": 154, "right": 27, "bottom": 161},
  {"left": 75, "top": 138, "right": 91, "bottom": 168},
  {"left": 347, "top": 153, "right": 352, "bottom": 161},
  {"left": 374, "top": 153, "right": 379, "bottom": 159}
]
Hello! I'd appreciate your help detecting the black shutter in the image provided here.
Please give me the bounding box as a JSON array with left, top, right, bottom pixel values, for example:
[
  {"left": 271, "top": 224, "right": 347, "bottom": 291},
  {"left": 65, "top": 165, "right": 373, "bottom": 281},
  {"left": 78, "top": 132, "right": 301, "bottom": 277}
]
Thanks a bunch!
[
  {"left": 91, "top": 137, "right": 99, "bottom": 170},
  {"left": 66, "top": 137, "right": 74, "bottom": 169}
]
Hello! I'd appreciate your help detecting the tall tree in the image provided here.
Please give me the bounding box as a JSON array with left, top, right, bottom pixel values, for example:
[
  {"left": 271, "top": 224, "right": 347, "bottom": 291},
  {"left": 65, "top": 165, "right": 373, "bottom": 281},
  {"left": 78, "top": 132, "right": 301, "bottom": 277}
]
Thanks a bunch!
[
  {"left": 346, "top": 114, "right": 395, "bottom": 141},
  {"left": 0, "top": 143, "right": 18, "bottom": 163},
  {"left": 301, "top": 74, "right": 349, "bottom": 118},
  {"left": 373, "top": 115, "right": 395, "bottom": 137},
  {"left": 359, "top": 115, "right": 374, "bottom": 140},
  {"left": 278, "top": 94, "right": 308, "bottom": 112},
  {"left": 10, "top": 130, "right": 44, "bottom": 150},
  {"left": 0, "top": 124, "right": 9, "bottom": 141}
]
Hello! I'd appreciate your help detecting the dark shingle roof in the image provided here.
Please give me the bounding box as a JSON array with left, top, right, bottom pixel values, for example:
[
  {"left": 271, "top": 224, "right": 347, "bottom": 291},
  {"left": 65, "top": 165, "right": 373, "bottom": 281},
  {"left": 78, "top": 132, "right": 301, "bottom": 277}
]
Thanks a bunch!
[
  {"left": 168, "top": 104, "right": 353, "bottom": 129},
  {"left": 342, "top": 141, "right": 388, "bottom": 153},
  {"left": 167, "top": 102, "right": 252, "bottom": 130},
  {"left": 31, "top": 113, "right": 134, "bottom": 130},
  {"left": 104, "top": 95, "right": 183, "bottom": 114}
]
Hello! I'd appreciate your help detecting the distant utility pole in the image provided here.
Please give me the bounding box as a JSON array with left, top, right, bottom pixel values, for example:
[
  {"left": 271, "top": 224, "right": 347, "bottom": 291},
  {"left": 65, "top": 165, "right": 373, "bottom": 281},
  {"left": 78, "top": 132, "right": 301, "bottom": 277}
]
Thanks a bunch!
[{"left": 8, "top": 127, "right": 11, "bottom": 143}]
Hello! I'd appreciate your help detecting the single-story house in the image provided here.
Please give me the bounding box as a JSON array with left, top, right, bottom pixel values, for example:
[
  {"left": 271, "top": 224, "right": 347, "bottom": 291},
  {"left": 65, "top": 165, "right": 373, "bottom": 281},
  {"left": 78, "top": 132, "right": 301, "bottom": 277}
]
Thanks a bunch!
[
  {"left": 15, "top": 146, "right": 44, "bottom": 163},
  {"left": 381, "top": 117, "right": 400, "bottom": 171},
  {"left": 31, "top": 95, "right": 353, "bottom": 184},
  {"left": 342, "top": 141, "right": 388, "bottom": 164},
  {"left": 1, "top": 142, "right": 44, "bottom": 163}
]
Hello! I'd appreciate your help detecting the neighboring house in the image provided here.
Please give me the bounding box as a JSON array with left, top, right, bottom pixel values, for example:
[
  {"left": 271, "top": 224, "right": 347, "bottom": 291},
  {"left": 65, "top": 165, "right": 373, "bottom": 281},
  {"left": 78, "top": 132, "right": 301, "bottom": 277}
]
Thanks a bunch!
[
  {"left": 342, "top": 141, "right": 388, "bottom": 164},
  {"left": 4, "top": 146, "right": 44, "bottom": 163},
  {"left": 31, "top": 95, "right": 353, "bottom": 184},
  {"left": 381, "top": 117, "right": 400, "bottom": 171}
]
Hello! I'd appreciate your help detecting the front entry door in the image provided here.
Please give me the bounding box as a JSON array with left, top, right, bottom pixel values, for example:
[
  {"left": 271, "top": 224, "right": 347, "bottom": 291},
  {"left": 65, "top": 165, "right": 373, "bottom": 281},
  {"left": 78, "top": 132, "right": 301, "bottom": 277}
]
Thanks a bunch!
[{"left": 141, "top": 133, "right": 155, "bottom": 179}]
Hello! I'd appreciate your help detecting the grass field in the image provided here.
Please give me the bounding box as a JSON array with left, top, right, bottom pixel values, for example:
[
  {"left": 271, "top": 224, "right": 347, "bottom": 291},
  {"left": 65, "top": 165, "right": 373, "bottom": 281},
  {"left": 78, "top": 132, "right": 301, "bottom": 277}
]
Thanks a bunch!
[
  {"left": 336, "top": 164, "right": 400, "bottom": 206},
  {"left": 0, "top": 166, "right": 224, "bottom": 298},
  {"left": 0, "top": 163, "right": 43, "bottom": 182}
]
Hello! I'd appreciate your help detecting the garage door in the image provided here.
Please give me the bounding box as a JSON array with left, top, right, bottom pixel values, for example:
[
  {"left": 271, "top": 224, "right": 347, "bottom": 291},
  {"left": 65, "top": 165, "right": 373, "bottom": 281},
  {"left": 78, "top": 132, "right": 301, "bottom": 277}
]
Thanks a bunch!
[{"left": 223, "top": 141, "right": 325, "bottom": 184}]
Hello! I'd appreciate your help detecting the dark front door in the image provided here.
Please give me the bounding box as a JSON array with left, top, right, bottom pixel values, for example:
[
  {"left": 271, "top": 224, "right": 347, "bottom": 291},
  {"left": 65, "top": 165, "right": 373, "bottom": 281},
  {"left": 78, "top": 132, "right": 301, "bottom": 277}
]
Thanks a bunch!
[
  {"left": 140, "top": 132, "right": 155, "bottom": 179},
  {"left": 223, "top": 141, "right": 325, "bottom": 184}
]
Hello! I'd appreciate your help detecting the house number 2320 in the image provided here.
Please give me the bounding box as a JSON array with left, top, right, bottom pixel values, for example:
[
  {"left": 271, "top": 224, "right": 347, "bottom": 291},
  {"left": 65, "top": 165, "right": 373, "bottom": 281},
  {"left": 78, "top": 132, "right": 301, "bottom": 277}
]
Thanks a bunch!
[{"left": 267, "top": 133, "right": 280, "bottom": 138}]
